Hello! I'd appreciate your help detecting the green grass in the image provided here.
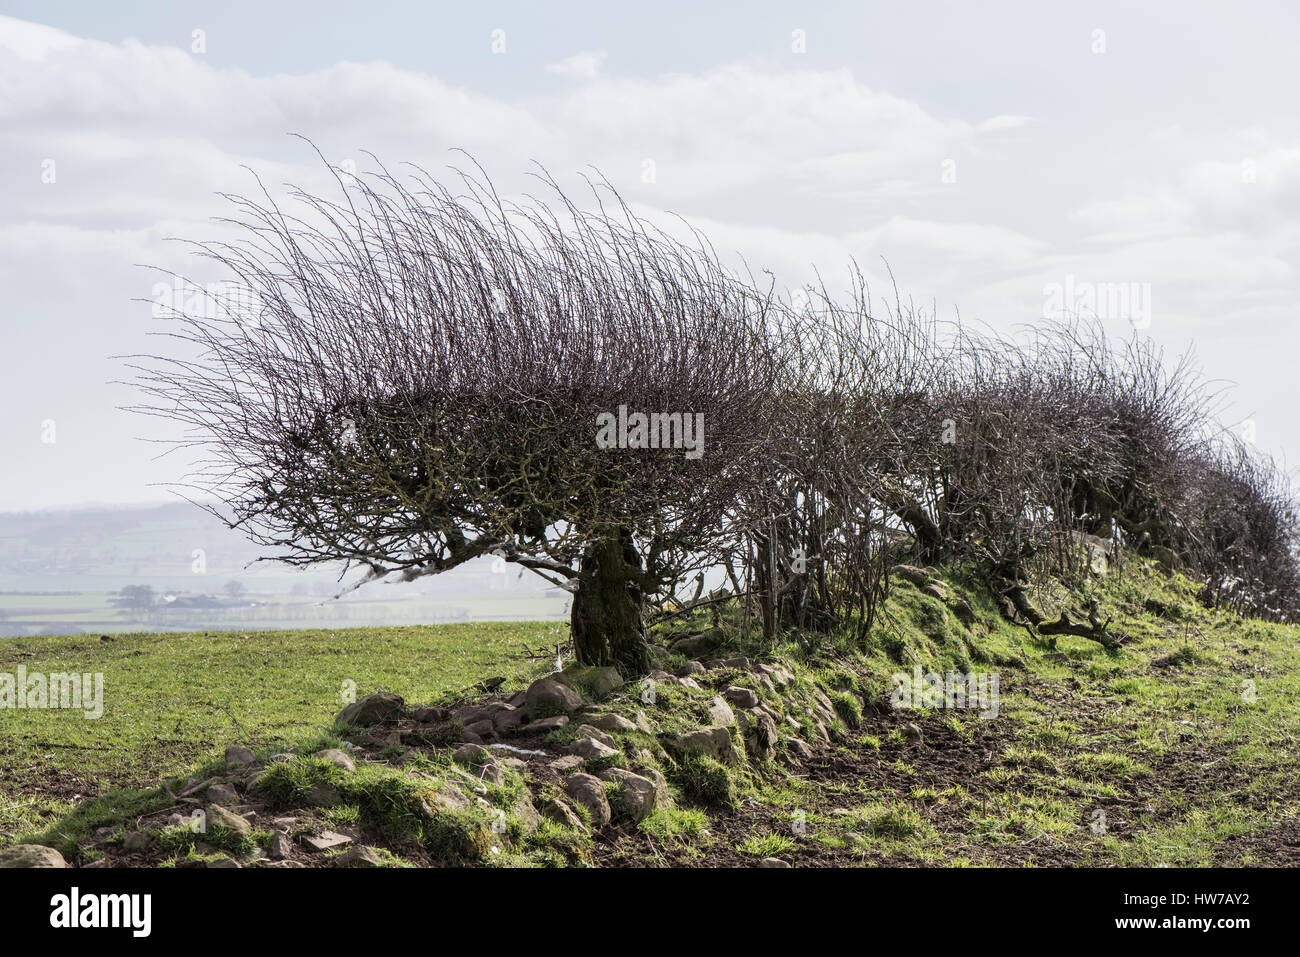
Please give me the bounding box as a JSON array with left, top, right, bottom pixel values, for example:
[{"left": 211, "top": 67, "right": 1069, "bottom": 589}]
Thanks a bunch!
[
  {"left": 738, "top": 832, "right": 796, "bottom": 856},
  {"left": 0, "top": 621, "right": 554, "bottom": 840},
  {"left": 696, "top": 557, "right": 1300, "bottom": 867}
]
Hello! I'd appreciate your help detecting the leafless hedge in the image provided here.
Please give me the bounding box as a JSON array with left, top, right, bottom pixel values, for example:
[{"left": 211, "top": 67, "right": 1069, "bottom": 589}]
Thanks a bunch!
[{"left": 129, "top": 151, "right": 1300, "bottom": 673}]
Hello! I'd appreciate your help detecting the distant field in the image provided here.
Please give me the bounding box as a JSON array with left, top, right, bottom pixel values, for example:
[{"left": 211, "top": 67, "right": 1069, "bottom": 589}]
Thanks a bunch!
[
  {"left": 0, "top": 590, "right": 568, "bottom": 637},
  {"left": 0, "top": 622, "right": 557, "bottom": 838},
  {"left": 0, "top": 500, "right": 569, "bottom": 638}
]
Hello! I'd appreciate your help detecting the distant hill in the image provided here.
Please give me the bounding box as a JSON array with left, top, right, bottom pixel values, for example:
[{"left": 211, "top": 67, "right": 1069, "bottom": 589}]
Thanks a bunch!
[
  {"left": 0, "top": 500, "right": 269, "bottom": 586},
  {"left": 0, "top": 501, "right": 565, "bottom": 637}
]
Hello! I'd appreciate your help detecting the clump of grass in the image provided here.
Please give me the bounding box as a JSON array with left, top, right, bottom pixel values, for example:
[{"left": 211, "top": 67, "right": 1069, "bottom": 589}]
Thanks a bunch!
[
  {"left": 422, "top": 807, "right": 496, "bottom": 862},
  {"left": 322, "top": 804, "right": 361, "bottom": 827},
  {"left": 830, "top": 691, "right": 863, "bottom": 728},
  {"left": 858, "top": 804, "right": 923, "bottom": 838},
  {"left": 156, "top": 821, "right": 261, "bottom": 858},
  {"left": 482, "top": 769, "right": 528, "bottom": 810},
  {"left": 1070, "top": 751, "right": 1147, "bottom": 777},
  {"left": 251, "top": 756, "right": 347, "bottom": 805},
  {"left": 671, "top": 755, "right": 737, "bottom": 810},
  {"left": 1000, "top": 746, "right": 1058, "bottom": 773},
  {"left": 640, "top": 806, "right": 710, "bottom": 844},
  {"left": 521, "top": 818, "right": 590, "bottom": 867},
  {"left": 738, "top": 832, "right": 795, "bottom": 856}
]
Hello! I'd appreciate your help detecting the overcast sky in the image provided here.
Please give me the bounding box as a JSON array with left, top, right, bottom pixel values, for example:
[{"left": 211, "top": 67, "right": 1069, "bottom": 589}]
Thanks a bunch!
[{"left": 2, "top": 1, "right": 1299, "bottom": 511}]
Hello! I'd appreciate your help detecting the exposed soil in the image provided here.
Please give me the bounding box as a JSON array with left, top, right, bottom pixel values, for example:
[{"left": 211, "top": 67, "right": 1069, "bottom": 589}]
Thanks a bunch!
[
  {"left": 594, "top": 670, "right": 1289, "bottom": 868},
  {"left": 1213, "top": 817, "right": 1300, "bottom": 866}
]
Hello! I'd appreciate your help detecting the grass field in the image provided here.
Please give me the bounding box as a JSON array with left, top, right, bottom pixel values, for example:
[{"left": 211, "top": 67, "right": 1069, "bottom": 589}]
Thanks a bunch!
[
  {"left": 0, "top": 621, "right": 559, "bottom": 839},
  {"left": 4, "top": 557, "right": 1300, "bottom": 867}
]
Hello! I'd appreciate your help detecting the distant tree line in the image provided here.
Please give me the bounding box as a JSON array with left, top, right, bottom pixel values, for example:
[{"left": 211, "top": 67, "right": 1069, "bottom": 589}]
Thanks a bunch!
[{"left": 111, "top": 581, "right": 249, "bottom": 618}]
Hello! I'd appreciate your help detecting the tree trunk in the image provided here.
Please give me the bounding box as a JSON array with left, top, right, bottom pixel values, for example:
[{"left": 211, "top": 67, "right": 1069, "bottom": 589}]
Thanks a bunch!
[
  {"left": 570, "top": 531, "right": 650, "bottom": 676},
  {"left": 881, "top": 476, "right": 943, "bottom": 565}
]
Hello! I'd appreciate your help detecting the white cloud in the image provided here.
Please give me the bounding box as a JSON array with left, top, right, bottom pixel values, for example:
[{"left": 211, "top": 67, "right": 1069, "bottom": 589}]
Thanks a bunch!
[
  {"left": 1069, "top": 143, "right": 1300, "bottom": 240},
  {"left": 0, "top": 15, "right": 78, "bottom": 61},
  {"left": 546, "top": 51, "right": 606, "bottom": 81},
  {"left": 547, "top": 65, "right": 994, "bottom": 201},
  {"left": 976, "top": 115, "right": 1034, "bottom": 133}
]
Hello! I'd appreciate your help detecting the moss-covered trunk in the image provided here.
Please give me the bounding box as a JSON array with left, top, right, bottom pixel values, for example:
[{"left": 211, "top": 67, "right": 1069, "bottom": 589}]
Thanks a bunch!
[{"left": 570, "top": 530, "right": 650, "bottom": 676}]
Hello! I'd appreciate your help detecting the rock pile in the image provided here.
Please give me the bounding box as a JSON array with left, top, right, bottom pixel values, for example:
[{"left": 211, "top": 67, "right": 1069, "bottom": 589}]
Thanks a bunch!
[{"left": 12, "top": 645, "right": 864, "bottom": 869}]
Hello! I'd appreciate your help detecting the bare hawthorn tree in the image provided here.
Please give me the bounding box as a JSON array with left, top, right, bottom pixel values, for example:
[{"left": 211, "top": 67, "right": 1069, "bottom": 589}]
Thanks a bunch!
[
  {"left": 737, "top": 271, "right": 936, "bottom": 643},
  {"left": 128, "top": 148, "right": 784, "bottom": 676}
]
